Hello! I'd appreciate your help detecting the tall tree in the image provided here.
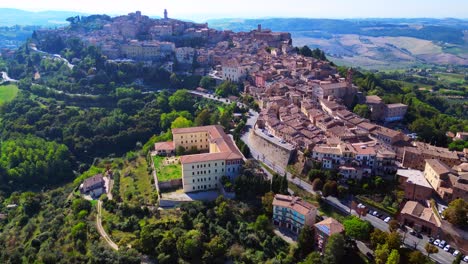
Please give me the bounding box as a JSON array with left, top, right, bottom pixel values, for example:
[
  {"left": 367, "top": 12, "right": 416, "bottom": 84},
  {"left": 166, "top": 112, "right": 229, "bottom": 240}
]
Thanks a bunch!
[
  {"left": 424, "top": 243, "right": 439, "bottom": 257},
  {"left": 323, "top": 233, "right": 345, "bottom": 264},
  {"left": 443, "top": 198, "right": 468, "bottom": 227},
  {"left": 343, "top": 216, "right": 374, "bottom": 241},
  {"left": 297, "top": 225, "right": 315, "bottom": 259},
  {"left": 386, "top": 249, "right": 400, "bottom": 264},
  {"left": 375, "top": 243, "right": 390, "bottom": 264}
]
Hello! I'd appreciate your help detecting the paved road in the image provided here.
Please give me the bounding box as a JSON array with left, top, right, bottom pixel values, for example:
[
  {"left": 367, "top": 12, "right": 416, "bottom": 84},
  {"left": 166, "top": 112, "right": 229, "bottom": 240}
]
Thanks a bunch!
[
  {"left": 1, "top": 71, "right": 17, "bottom": 83},
  {"left": 96, "top": 200, "right": 119, "bottom": 250}
]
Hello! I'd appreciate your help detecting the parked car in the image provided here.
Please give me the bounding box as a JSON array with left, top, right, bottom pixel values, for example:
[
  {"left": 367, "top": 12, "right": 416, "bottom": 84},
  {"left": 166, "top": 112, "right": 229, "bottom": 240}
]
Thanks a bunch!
[
  {"left": 439, "top": 240, "right": 446, "bottom": 248},
  {"left": 428, "top": 237, "right": 434, "bottom": 243},
  {"left": 372, "top": 211, "right": 378, "bottom": 216},
  {"left": 433, "top": 239, "right": 440, "bottom": 246},
  {"left": 453, "top": 250, "right": 459, "bottom": 256},
  {"left": 463, "top": 255, "right": 468, "bottom": 262},
  {"left": 409, "top": 230, "right": 423, "bottom": 238},
  {"left": 444, "top": 245, "right": 451, "bottom": 251},
  {"left": 384, "top": 217, "right": 391, "bottom": 223}
]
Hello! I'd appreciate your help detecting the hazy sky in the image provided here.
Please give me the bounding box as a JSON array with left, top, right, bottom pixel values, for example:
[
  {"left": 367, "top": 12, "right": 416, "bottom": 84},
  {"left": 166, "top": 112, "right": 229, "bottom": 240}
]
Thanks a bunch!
[{"left": 1, "top": 0, "right": 467, "bottom": 21}]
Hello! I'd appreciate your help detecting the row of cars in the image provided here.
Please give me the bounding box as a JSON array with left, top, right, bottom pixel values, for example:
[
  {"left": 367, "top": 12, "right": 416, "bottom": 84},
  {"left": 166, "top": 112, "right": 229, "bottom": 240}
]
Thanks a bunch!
[
  {"left": 429, "top": 237, "right": 467, "bottom": 262},
  {"left": 368, "top": 209, "right": 392, "bottom": 223}
]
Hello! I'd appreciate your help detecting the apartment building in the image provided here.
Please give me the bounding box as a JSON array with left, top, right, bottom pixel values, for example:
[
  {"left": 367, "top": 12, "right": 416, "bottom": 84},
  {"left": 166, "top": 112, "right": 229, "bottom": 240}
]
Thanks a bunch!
[{"left": 272, "top": 194, "right": 317, "bottom": 234}]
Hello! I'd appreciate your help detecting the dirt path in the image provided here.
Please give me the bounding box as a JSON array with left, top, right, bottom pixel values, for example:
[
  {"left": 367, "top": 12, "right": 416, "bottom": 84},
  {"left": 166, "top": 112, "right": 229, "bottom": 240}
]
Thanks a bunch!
[{"left": 96, "top": 200, "right": 118, "bottom": 250}]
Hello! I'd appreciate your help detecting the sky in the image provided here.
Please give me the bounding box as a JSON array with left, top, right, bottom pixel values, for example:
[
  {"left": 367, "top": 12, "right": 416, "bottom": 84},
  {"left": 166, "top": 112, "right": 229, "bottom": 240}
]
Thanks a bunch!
[{"left": 0, "top": 0, "right": 467, "bottom": 21}]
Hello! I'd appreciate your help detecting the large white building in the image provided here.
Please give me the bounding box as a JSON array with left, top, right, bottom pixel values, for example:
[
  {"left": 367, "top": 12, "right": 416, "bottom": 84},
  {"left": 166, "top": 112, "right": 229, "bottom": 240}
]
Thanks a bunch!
[{"left": 171, "top": 125, "right": 244, "bottom": 193}]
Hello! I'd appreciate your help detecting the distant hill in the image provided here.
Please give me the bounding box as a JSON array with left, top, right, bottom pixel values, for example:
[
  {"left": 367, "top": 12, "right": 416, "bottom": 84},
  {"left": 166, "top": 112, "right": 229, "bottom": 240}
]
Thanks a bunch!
[
  {"left": 0, "top": 8, "right": 86, "bottom": 26},
  {"left": 207, "top": 18, "right": 468, "bottom": 69}
]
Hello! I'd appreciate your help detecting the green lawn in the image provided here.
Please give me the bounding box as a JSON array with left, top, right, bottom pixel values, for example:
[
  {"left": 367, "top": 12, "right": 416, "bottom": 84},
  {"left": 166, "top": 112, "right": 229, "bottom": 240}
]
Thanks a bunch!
[
  {"left": 0, "top": 84, "right": 19, "bottom": 105},
  {"left": 152, "top": 155, "right": 182, "bottom": 182}
]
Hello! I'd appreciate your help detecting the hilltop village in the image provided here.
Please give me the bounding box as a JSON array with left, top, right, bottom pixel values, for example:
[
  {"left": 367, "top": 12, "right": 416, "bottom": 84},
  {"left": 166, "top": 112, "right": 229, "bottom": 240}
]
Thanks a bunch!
[{"left": 4, "top": 9, "right": 466, "bottom": 263}]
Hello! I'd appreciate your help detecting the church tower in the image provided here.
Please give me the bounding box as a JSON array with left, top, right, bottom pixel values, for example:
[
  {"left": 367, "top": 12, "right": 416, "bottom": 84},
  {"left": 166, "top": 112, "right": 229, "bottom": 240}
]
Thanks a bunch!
[{"left": 164, "top": 9, "right": 168, "bottom": 19}]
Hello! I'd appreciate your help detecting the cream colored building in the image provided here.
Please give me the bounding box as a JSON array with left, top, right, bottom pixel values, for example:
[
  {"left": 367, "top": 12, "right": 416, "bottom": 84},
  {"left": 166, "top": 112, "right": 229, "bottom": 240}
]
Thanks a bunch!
[{"left": 172, "top": 125, "right": 244, "bottom": 193}]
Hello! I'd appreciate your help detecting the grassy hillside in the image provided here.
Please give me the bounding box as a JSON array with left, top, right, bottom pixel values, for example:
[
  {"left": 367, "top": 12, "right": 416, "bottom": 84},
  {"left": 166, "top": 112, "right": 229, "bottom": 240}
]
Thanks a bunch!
[{"left": 0, "top": 84, "right": 19, "bottom": 105}]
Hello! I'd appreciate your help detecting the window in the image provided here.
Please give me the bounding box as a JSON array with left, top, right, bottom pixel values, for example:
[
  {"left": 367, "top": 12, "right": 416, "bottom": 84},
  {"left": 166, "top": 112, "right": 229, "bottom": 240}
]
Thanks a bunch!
[
  {"left": 193, "top": 186, "right": 195, "bottom": 190},
  {"left": 192, "top": 172, "right": 194, "bottom": 176},
  {"left": 209, "top": 177, "right": 211, "bottom": 181},
  {"left": 193, "top": 179, "right": 195, "bottom": 183},
  {"left": 215, "top": 176, "right": 217, "bottom": 180},
  {"left": 192, "top": 165, "right": 194, "bottom": 169}
]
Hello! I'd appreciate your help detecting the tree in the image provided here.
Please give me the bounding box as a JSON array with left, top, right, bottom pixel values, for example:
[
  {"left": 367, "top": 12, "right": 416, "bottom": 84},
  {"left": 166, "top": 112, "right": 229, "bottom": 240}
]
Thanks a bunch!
[
  {"left": 375, "top": 243, "right": 390, "bottom": 264},
  {"left": 171, "top": 116, "right": 193, "bottom": 129},
  {"left": 343, "top": 216, "right": 373, "bottom": 241},
  {"left": 443, "top": 198, "right": 468, "bottom": 227},
  {"left": 280, "top": 173, "right": 289, "bottom": 194},
  {"left": 311, "top": 178, "right": 323, "bottom": 191},
  {"left": 386, "top": 232, "right": 402, "bottom": 251},
  {"left": 176, "top": 229, "right": 203, "bottom": 261},
  {"left": 199, "top": 76, "right": 216, "bottom": 89},
  {"left": 370, "top": 229, "right": 388, "bottom": 249},
  {"left": 299, "top": 46, "right": 312, "bottom": 57},
  {"left": 261, "top": 192, "right": 274, "bottom": 217},
  {"left": 169, "top": 89, "right": 194, "bottom": 111},
  {"left": 408, "top": 250, "right": 428, "bottom": 264},
  {"left": 169, "top": 73, "right": 181, "bottom": 88},
  {"left": 424, "top": 243, "right": 438, "bottom": 257},
  {"left": 453, "top": 254, "right": 463, "bottom": 264},
  {"left": 386, "top": 249, "right": 400, "bottom": 264},
  {"left": 299, "top": 251, "right": 321, "bottom": 264},
  {"left": 388, "top": 220, "right": 400, "bottom": 232},
  {"left": 297, "top": 225, "right": 315, "bottom": 259},
  {"left": 203, "top": 235, "right": 227, "bottom": 263},
  {"left": 308, "top": 169, "right": 322, "bottom": 181},
  {"left": 322, "top": 181, "right": 338, "bottom": 197},
  {"left": 215, "top": 81, "right": 238, "bottom": 97},
  {"left": 353, "top": 104, "right": 371, "bottom": 119},
  {"left": 323, "top": 233, "right": 345, "bottom": 264},
  {"left": 194, "top": 109, "right": 211, "bottom": 126}
]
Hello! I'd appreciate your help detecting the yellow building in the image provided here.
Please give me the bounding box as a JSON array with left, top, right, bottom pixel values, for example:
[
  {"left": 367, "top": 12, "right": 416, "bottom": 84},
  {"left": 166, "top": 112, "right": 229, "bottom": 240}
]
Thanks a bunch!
[{"left": 171, "top": 125, "right": 244, "bottom": 193}]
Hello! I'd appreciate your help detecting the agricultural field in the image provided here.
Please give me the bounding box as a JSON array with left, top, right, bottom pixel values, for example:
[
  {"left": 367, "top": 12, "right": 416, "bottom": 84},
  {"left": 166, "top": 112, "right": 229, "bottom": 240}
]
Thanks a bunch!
[
  {"left": 0, "top": 84, "right": 18, "bottom": 105},
  {"left": 294, "top": 33, "right": 468, "bottom": 69},
  {"left": 119, "top": 156, "right": 155, "bottom": 205}
]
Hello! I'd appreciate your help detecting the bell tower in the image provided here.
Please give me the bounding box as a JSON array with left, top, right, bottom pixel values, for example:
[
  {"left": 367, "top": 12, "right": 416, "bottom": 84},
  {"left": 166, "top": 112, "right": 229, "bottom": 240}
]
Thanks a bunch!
[{"left": 164, "top": 9, "right": 168, "bottom": 19}]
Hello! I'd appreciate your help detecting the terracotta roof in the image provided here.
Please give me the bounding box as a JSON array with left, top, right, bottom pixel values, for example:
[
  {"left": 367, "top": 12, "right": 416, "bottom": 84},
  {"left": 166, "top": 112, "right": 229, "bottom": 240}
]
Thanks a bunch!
[
  {"left": 400, "top": 201, "right": 440, "bottom": 227},
  {"left": 82, "top": 174, "right": 104, "bottom": 190},
  {"left": 314, "top": 218, "right": 344, "bottom": 236},
  {"left": 154, "top": 141, "right": 175, "bottom": 151},
  {"left": 175, "top": 125, "right": 244, "bottom": 164},
  {"left": 397, "top": 169, "right": 432, "bottom": 188},
  {"left": 273, "top": 194, "right": 316, "bottom": 216},
  {"left": 386, "top": 103, "right": 407, "bottom": 109},
  {"left": 425, "top": 159, "right": 452, "bottom": 176}
]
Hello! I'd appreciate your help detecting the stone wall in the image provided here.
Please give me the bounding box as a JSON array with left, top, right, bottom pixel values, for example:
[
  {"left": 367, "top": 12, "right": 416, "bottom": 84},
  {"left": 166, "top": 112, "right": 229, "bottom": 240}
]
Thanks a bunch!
[
  {"left": 158, "top": 179, "right": 183, "bottom": 190},
  {"left": 249, "top": 130, "right": 295, "bottom": 169}
]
